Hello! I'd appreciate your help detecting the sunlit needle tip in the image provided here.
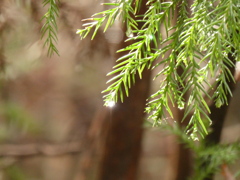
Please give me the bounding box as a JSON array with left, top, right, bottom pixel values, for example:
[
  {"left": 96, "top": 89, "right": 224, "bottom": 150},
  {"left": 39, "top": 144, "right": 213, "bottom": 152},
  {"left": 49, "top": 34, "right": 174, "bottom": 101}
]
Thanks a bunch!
[{"left": 106, "top": 101, "right": 116, "bottom": 108}]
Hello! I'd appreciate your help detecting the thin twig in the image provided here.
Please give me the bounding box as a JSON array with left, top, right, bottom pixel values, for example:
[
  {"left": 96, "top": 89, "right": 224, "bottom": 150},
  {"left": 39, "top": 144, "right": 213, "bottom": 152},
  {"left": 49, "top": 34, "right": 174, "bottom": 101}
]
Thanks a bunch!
[{"left": 0, "top": 142, "right": 82, "bottom": 157}]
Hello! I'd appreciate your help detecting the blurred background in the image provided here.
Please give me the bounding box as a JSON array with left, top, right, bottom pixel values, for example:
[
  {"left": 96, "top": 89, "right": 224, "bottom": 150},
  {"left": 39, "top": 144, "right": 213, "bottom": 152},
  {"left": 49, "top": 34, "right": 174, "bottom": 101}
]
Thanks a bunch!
[{"left": 0, "top": 0, "right": 239, "bottom": 180}]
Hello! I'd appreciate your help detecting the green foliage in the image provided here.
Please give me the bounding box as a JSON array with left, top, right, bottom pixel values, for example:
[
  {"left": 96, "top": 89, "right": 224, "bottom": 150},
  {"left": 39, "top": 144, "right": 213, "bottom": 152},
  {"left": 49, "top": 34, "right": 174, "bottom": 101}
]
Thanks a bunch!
[
  {"left": 5, "top": 165, "right": 27, "bottom": 180},
  {"left": 0, "top": 102, "right": 40, "bottom": 140},
  {"left": 76, "top": 0, "right": 142, "bottom": 40},
  {"left": 41, "top": 0, "right": 60, "bottom": 56},
  {"left": 163, "top": 124, "right": 240, "bottom": 180},
  {"left": 193, "top": 143, "right": 240, "bottom": 180},
  {"left": 77, "top": 0, "right": 240, "bottom": 138}
]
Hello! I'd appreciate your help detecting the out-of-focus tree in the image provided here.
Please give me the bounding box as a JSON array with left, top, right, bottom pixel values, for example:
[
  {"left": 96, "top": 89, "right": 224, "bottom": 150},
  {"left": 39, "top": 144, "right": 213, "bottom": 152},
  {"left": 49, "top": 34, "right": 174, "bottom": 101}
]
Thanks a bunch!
[{"left": 0, "top": 0, "right": 112, "bottom": 179}]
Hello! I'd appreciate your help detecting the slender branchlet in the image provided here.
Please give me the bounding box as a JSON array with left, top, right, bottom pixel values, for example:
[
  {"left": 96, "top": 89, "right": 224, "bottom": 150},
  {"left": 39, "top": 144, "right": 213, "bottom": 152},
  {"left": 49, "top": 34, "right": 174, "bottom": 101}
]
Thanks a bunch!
[{"left": 41, "top": 0, "right": 60, "bottom": 57}]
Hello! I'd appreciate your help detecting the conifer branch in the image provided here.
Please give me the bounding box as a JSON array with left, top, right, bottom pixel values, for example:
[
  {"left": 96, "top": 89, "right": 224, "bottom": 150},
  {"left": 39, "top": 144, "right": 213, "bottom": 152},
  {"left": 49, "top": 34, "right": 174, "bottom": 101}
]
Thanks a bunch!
[
  {"left": 77, "top": 0, "right": 240, "bottom": 138},
  {"left": 41, "top": 0, "right": 60, "bottom": 57}
]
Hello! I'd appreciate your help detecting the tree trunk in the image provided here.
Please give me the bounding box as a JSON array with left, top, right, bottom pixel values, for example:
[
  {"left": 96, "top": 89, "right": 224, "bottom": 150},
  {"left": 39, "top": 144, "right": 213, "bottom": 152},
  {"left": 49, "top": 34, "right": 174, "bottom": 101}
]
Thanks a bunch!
[
  {"left": 97, "top": 0, "right": 152, "bottom": 179},
  {"left": 203, "top": 48, "right": 236, "bottom": 180}
]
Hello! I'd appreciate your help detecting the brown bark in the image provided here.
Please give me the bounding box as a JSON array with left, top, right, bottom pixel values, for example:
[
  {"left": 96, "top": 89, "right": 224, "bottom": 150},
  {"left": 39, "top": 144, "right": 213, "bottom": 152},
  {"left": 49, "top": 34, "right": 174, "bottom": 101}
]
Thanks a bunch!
[
  {"left": 97, "top": 0, "right": 152, "bottom": 179},
  {"left": 98, "top": 71, "right": 151, "bottom": 180},
  {"left": 206, "top": 52, "right": 236, "bottom": 145},
  {"left": 174, "top": 70, "right": 193, "bottom": 180},
  {"left": 203, "top": 49, "right": 236, "bottom": 180},
  {"left": 171, "top": 2, "right": 194, "bottom": 179}
]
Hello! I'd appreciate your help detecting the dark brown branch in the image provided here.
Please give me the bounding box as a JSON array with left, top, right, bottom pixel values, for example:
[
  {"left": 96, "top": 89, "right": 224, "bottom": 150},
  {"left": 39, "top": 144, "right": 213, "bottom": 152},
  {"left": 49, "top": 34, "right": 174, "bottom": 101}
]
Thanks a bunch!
[{"left": 0, "top": 142, "right": 82, "bottom": 157}]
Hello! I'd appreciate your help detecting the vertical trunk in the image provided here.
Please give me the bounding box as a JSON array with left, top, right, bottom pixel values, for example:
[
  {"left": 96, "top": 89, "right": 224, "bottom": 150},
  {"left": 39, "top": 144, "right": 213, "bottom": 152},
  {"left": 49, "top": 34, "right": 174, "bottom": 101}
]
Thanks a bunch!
[
  {"left": 203, "top": 49, "right": 236, "bottom": 180},
  {"left": 206, "top": 50, "right": 236, "bottom": 145},
  {"left": 174, "top": 67, "right": 193, "bottom": 180},
  {"left": 170, "top": 2, "right": 194, "bottom": 179},
  {"left": 98, "top": 70, "right": 151, "bottom": 180},
  {"left": 97, "top": 0, "right": 151, "bottom": 179}
]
